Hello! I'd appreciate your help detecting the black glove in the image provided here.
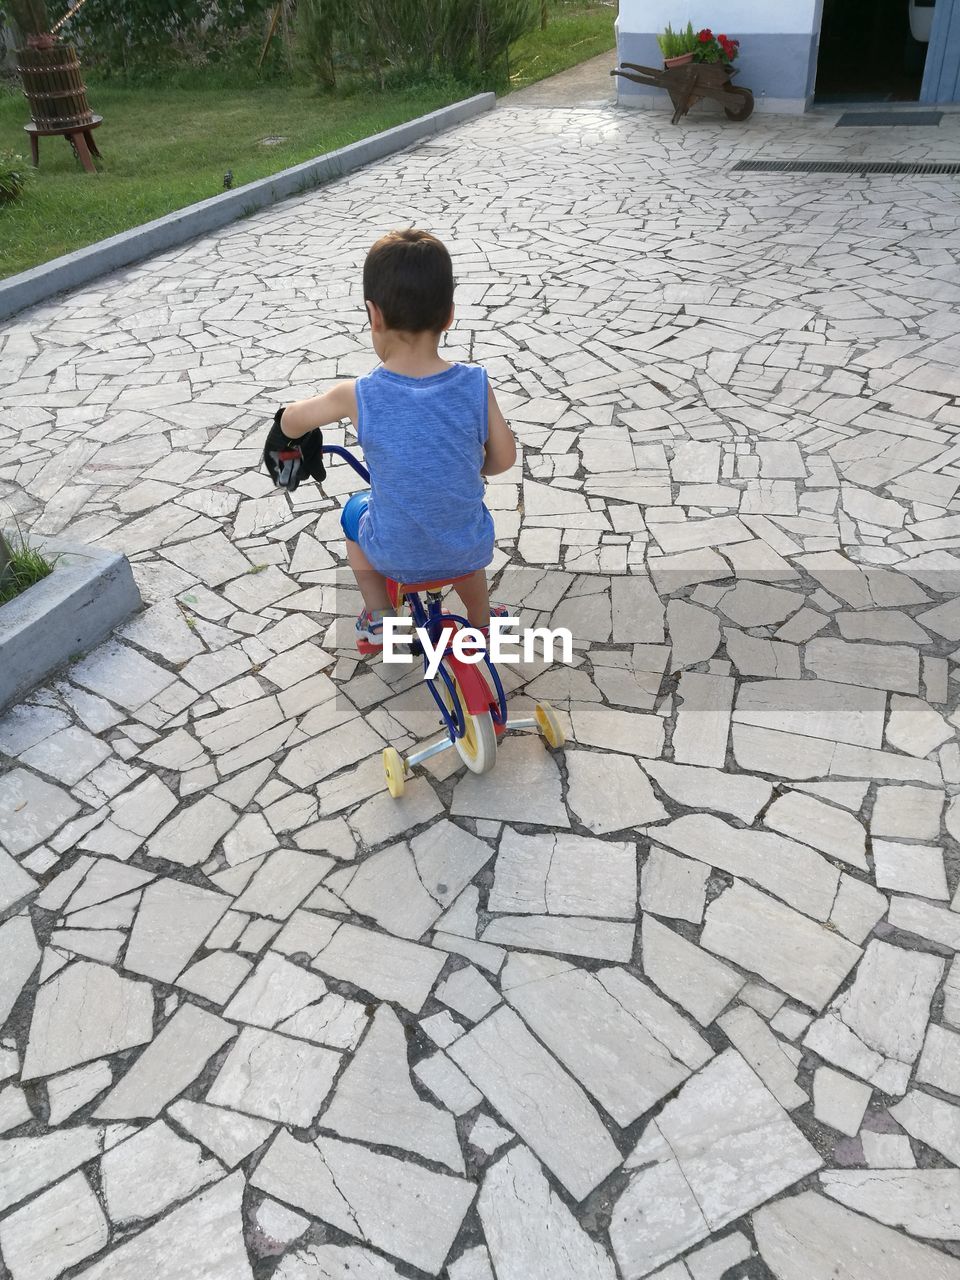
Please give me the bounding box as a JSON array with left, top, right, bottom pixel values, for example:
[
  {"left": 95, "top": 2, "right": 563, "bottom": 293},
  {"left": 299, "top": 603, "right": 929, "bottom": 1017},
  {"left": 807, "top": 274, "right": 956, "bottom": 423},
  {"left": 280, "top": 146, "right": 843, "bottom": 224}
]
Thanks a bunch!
[{"left": 263, "top": 408, "right": 326, "bottom": 491}]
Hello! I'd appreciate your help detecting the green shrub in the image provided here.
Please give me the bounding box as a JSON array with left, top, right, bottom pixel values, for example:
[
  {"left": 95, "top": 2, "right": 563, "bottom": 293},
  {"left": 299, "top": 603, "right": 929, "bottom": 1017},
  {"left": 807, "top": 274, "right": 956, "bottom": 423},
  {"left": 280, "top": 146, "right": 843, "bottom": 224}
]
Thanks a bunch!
[
  {"left": 294, "top": 0, "right": 539, "bottom": 91},
  {"left": 0, "top": 151, "right": 29, "bottom": 203}
]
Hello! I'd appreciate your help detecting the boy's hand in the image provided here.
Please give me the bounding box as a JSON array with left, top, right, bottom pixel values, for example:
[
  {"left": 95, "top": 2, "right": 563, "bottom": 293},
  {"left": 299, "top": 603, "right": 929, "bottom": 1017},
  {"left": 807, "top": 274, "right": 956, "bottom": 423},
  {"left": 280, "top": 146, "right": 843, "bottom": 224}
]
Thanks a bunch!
[
  {"left": 264, "top": 408, "right": 326, "bottom": 490},
  {"left": 482, "top": 384, "right": 517, "bottom": 477}
]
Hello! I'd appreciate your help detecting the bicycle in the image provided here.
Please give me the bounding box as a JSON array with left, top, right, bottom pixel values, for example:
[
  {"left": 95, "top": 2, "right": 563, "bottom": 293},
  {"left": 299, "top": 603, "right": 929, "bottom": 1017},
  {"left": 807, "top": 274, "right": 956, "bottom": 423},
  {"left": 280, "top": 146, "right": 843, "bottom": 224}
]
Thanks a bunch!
[{"left": 321, "top": 444, "right": 565, "bottom": 798}]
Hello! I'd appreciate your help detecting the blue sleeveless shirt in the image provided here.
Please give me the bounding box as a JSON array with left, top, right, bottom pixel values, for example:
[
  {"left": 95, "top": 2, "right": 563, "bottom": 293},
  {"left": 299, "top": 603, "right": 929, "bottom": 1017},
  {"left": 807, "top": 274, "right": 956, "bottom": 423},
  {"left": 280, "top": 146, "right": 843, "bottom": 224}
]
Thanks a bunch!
[{"left": 355, "top": 363, "right": 495, "bottom": 581}]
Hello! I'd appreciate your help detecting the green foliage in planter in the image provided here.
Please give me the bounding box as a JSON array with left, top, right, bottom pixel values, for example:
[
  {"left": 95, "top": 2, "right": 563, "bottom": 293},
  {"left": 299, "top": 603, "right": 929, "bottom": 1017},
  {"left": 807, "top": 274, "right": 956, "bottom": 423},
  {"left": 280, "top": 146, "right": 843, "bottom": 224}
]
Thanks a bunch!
[
  {"left": 657, "top": 21, "right": 696, "bottom": 59},
  {"left": 0, "top": 529, "right": 55, "bottom": 606},
  {"left": 0, "top": 151, "right": 29, "bottom": 203}
]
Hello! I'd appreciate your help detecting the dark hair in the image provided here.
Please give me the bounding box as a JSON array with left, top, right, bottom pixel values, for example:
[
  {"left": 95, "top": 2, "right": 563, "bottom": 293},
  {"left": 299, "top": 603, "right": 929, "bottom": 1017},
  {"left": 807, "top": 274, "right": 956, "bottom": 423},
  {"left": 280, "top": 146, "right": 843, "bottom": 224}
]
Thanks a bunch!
[{"left": 363, "top": 228, "right": 454, "bottom": 334}]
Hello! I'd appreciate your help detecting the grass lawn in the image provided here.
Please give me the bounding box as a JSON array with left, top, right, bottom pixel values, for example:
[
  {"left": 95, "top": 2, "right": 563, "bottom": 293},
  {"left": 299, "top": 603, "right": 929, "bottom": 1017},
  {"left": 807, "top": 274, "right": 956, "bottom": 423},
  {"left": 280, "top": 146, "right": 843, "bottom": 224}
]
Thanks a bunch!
[{"left": 0, "top": 3, "right": 615, "bottom": 280}]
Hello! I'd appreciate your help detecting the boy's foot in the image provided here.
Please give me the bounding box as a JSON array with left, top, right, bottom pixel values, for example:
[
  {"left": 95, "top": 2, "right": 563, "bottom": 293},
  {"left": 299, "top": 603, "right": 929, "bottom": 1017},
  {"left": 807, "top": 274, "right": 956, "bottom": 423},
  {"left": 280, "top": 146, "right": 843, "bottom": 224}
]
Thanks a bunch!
[{"left": 355, "top": 608, "right": 387, "bottom": 655}]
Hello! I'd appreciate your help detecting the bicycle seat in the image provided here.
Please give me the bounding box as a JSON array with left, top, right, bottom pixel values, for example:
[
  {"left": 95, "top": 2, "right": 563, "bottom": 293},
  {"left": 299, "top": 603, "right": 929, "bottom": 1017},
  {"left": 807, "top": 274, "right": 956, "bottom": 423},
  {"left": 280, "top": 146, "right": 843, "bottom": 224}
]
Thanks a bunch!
[{"left": 390, "top": 575, "right": 473, "bottom": 595}]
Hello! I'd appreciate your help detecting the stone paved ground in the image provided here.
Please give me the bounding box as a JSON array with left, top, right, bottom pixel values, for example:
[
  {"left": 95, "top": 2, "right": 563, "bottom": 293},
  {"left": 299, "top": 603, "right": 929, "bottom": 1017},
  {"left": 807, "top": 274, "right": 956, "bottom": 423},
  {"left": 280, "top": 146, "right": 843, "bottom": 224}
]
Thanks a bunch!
[{"left": 3, "top": 75, "right": 960, "bottom": 1280}]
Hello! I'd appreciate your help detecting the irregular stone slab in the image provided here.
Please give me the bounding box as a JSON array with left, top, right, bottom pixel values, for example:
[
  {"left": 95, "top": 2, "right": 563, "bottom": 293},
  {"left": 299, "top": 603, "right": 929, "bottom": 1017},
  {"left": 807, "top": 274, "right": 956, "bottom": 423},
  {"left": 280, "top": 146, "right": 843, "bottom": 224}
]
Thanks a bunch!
[
  {"left": 871, "top": 783, "right": 943, "bottom": 840},
  {"left": 167, "top": 1099, "right": 273, "bottom": 1168},
  {"left": 640, "top": 846, "right": 709, "bottom": 923},
  {"left": 47, "top": 1060, "right": 112, "bottom": 1124},
  {"left": 178, "top": 951, "right": 252, "bottom": 1005},
  {"left": 822, "top": 1169, "right": 960, "bottom": 1240},
  {"left": 718, "top": 1006, "right": 805, "bottom": 1110},
  {"left": 100, "top": 1120, "right": 223, "bottom": 1223},
  {"left": 252, "top": 1130, "right": 475, "bottom": 1276},
  {"left": 448, "top": 1006, "right": 620, "bottom": 1201},
  {"left": 479, "top": 1145, "right": 616, "bottom": 1280},
  {"left": 95, "top": 1002, "right": 234, "bottom": 1119},
  {"left": 223, "top": 952, "right": 326, "bottom": 1028},
  {"left": 311, "top": 922, "right": 445, "bottom": 1013},
  {"left": 754, "top": 1190, "right": 960, "bottom": 1280},
  {"left": 75, "top": 1171, "right": 253, "bottom": 1280},
  {"left": 718, "top": 582, "right": 803, "bottom": 626},
  {"left": 0, "top": 1171, "right": 108, "bottom": 1280},
  {"left": 734, "top": 679, "right": 885, "bottom": 748},
  {"left": 409, "top": 820, "right": 495, "bottom": 907},
  {"left": 146, "top": 795, "right": 236, "bottom": 868},
  {"left": 654, "top": 813, "right": 840, "bottom": 920},
  {"left": 804, "top": 941, "right": 943, "bottom": 1094},
  {"left": 502, "top": 953, "right": 704, "bottom": 1125},
  {"left": 235, "top": 849, "right": 333, "bottom": 920},
  {"left": 436, "top": 965, "right": 500, "bottom": 1022},
  {"left": 254, "top": 1198, "right": 309, "bottom": 1247},
  {"left": 326, "top": 842, "right": 443, "bottom": 940},
  {"left": 0, "top": 1126, "right": 105, "bottom": 1213},
  {"left": 207, "top": 1027, "right": 340, "bottom": 1127},
  {"left": 643, "top": 760, "right": 772, "bottom": 824},
  {"left": 701, "top": 883, "right": 862, "bottom": 1011},
  {"left": 0, "top": 915, "right": 40, "bottom": 1027},
  {"left": 888, "top": 895, "right": 960, "bottom": 949},
  {"left": 613, "top": 1050, "right": 820, "bottom": 1279},
  {"left": 873, "top": 839, "right": 948, "bottom": 899},
  {"left": 886, "top": 694, "right": 953, "bottom": 758},
  {"left": 274, "top": 1244, "right": 404, "bottom": 1279},
  {"left": 451, "top": 736, "right": 569, "bottom": 827},
  {"left": 806, "top": 638, "right": 919, "bottom": 695},
  {"left": 642, "top": 917, "right": 744, "bottom": 1026},
  {"left": 571, "top": 703, "right": 665, "bottom": 758},
  {"left": 733, "top": 724, "right": 835, "bottom": 780},
  {"left": 22, "top": 961, "right": 154, "bottom": 1081},
  {"left": 666, "top": 601, "right": 720, "bottom": 670},
  {"left": 918, "top": 1023, "right": 960, "bottom": 1096},
  {"left": 812, "top": 1067, "right": 871, "bottom": 1138},
  {"left": 0, "top": 767, "right": 79, "bottom": 858},
  {"left": 482, "top": 916, "right": 635, "bottom": 962},
  {"left": 447, "top": 1247, "right": 496, "bottom": 1280},
  {"left": 566, "top": 750, "right": 668, "bottom": 834},
  {"left": 125, "top": 878, "right": 230, "bottom": 982},
  {"left": 612, "top": 575, "right": 664, "bottom": 644},
  {"left": 489, "top": 827, "right": 636, "bottom": 918},
  {"left": 71, "top": 640, "right": 175, "bottom": 711},
  {"left": 323, "top": 1005, "right": 462, "bottom": 1172},
  {"left": 672, "top": 673, "right": 734, "bottom": 768},
  {"left": 726, "top": 629, "right": 801, "bottom": 679},
  {"left": 279, "top": 716, "right": 383, "bottom": 788},
  {"left": 764, "top": 792, "right": 867, "bottom": 870},
  {"left": 892, "top": 1089, "right": 960, "bottom": 1166}
]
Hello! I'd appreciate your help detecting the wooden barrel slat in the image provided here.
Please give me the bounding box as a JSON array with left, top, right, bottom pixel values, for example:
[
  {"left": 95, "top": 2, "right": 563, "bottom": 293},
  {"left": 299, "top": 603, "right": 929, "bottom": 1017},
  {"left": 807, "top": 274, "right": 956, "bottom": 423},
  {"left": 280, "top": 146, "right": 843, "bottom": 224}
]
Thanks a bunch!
[{"left": 16, "top": 42, "right": 94, "bottom": 129}]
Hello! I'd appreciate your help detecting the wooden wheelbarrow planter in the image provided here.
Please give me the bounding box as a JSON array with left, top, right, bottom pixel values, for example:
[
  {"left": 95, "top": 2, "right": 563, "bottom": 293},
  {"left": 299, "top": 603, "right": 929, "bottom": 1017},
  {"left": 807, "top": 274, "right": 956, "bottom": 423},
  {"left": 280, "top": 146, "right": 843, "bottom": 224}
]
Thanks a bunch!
[{"left": 612, "top": 61, "right": 754, "bottom": 125}]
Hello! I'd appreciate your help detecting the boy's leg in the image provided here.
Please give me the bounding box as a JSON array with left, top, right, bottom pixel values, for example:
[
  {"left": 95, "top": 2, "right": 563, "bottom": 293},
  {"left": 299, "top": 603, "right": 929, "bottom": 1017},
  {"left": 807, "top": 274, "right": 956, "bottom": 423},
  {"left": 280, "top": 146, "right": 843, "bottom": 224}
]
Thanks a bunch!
[
  {"left": 340, "top": 490, "right": 391, "bottom": 614},
  {"left": 346, "top": 539, "right": 392, "bottom": 613},
  {"left": 453, "top": 571, "right": 492, "bottom": 629}
]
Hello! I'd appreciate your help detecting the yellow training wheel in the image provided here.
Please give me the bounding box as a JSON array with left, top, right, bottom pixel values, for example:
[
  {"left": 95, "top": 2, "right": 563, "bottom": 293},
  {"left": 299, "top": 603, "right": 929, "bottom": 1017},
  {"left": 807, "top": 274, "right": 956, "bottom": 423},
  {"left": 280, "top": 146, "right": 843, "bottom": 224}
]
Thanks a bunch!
[
  {"left": 383, "top": 747, "right": 406, "bottom": 798},
  {"left": 535, "top": 701, "right": 565, "bottom": 749}
]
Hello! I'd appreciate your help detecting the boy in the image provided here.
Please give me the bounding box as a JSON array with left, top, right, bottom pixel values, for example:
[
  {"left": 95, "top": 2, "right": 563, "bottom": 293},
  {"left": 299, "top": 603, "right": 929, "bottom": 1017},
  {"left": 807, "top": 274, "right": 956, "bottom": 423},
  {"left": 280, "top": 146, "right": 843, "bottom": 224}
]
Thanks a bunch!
[{"left": 278, "top": 227, "right": 517, "bottom": 651}]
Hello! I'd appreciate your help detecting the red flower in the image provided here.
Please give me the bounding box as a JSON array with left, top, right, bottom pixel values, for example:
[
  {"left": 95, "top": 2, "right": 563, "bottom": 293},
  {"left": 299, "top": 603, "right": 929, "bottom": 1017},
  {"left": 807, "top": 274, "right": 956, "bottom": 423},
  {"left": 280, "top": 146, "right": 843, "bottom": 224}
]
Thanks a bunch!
[{"left": 698, "top": 28, "right": 712, "bottom": 41}]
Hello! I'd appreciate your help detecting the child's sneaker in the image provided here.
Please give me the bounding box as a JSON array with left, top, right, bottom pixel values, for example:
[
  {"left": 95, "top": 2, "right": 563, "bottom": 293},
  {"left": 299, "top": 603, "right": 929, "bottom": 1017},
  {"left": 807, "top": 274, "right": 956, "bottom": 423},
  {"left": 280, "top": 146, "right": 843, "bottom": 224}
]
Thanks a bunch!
[
  {"left": 355, "top": 608, "right": 387, "bottom": 655},
  {"left": 460, "top": 605, "right": 511, "bottom": 653}
]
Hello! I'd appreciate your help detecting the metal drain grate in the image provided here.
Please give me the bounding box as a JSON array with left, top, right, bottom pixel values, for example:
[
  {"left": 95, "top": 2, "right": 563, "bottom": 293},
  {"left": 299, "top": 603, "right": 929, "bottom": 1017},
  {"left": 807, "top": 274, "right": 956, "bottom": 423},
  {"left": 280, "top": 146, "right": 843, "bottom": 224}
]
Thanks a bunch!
[
  {"left": 837, "top": 110, "right": 943, "bottom": 127},
  {"left": 733, "top": 158, "right": 960, "bottom": 176}
]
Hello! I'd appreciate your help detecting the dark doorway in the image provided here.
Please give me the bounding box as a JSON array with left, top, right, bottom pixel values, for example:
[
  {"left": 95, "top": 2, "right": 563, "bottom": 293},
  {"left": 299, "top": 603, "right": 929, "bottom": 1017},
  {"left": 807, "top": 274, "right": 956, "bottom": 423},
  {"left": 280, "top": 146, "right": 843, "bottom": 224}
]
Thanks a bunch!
[{"left": 815, "top": 0, "right": 932, "bottom": 103}]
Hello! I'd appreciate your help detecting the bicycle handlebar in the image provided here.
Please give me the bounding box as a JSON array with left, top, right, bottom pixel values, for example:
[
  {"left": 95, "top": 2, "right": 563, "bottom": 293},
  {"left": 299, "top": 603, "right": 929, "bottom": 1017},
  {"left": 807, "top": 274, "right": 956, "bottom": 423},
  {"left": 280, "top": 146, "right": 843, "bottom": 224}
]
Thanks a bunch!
[{"left": 321, "top": 444, "right": 370, "bottom": 484}]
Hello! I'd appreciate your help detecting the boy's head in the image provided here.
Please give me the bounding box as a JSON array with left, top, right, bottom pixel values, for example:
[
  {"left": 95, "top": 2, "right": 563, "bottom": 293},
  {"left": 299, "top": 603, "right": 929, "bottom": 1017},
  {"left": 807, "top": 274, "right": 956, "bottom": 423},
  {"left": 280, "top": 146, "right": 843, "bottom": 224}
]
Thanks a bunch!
[{"left": 363, "top": 228, "right": 454, "bottom": 336}]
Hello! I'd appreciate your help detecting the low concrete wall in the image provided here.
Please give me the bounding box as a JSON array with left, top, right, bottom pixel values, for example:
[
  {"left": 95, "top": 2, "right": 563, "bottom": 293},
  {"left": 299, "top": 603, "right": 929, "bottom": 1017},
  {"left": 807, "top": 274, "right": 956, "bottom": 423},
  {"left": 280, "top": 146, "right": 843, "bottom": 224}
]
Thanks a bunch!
[
  {"left": 0, "top": 539, "right": 142, "bottom": 710},
  {"left": 0, "top": 91, "right": 496, "bottom": 326}
]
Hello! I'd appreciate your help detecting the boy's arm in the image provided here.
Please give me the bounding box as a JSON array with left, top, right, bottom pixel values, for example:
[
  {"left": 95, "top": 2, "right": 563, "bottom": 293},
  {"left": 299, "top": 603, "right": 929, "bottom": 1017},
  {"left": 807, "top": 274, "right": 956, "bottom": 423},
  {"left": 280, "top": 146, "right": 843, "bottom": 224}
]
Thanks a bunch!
[
  {"left": 280, "top": 381, "right": 357, "bottom": 439},
  {"left": 481, "top": 385, "right": 517, "bottom": 477}
]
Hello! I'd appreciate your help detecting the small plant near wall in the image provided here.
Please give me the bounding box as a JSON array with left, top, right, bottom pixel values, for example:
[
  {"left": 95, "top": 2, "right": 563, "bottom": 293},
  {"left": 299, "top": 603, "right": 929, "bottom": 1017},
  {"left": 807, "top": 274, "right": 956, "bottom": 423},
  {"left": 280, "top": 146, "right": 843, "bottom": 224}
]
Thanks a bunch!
[
  {"left": 0, "top": 152, "right": 30, "bottom": 203},
  {"left": 694, "top": 28, "right": 739, "bottom": 65},
  {"left": 657, "top": 21, "right": 697, "bottom": 66},
  {"left": 0, "top": 527, "right": 55, "bottom": 607}
]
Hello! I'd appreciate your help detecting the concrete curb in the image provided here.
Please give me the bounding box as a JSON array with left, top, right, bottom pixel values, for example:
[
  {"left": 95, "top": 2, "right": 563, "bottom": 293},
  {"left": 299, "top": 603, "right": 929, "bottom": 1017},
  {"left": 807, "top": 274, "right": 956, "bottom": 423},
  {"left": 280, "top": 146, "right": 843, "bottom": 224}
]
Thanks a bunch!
[
  {"left": 0, "top": 91, "right": 496, "bottom": 326},
  {"left": 0, "top": 537, "right": 142, "bottom": 711}
]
